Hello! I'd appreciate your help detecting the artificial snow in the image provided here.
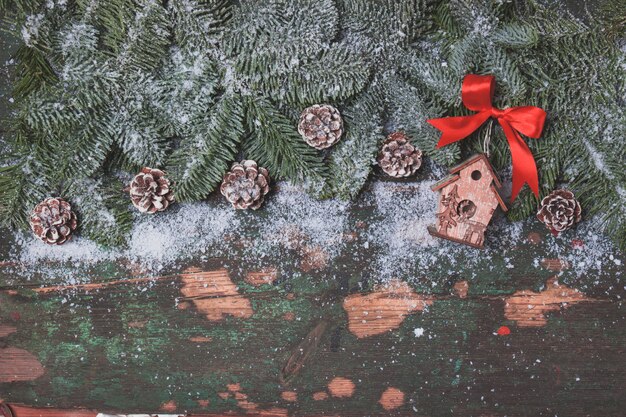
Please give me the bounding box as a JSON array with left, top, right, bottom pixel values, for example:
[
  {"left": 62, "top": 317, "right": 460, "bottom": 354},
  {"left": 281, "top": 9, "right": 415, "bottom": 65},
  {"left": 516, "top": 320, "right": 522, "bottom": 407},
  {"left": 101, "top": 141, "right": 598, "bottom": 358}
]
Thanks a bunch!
[{"left": 5, "top": 180, "right": 623, "bottom": 291}]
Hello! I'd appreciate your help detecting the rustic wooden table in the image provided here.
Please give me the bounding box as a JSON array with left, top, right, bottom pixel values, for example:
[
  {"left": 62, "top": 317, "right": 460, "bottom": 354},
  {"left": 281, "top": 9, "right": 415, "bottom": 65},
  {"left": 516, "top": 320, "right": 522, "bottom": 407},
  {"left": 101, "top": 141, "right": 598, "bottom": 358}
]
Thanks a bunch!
[
  {"left": 1, "top": 4, "right": 625, "bottom": 416},
  {"left": 1, "top": 189, "right": 625, "bottom": 417}
]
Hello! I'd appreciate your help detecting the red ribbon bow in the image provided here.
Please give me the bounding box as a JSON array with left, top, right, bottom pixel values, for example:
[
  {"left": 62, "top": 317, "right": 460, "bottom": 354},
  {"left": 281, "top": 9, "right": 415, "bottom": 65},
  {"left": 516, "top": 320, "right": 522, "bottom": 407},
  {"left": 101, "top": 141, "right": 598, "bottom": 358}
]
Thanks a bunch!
[{"left": 427, "top": 74, "right": 546, "bottom": 202}]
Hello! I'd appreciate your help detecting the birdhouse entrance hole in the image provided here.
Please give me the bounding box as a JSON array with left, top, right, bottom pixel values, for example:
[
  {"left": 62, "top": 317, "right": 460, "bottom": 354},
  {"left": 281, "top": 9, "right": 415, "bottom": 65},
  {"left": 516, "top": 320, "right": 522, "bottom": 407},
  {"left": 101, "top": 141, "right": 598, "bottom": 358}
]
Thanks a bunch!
[{"left": 457, "top": 200, "right": 477, "bottom": 221}]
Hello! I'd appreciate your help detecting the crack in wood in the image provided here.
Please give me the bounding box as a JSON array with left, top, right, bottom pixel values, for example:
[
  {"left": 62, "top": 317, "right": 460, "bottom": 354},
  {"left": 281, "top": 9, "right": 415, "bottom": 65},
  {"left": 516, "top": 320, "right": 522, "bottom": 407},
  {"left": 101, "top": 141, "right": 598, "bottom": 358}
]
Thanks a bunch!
[{"left": 280, "top": 321, "right": 329, "bottom": 385}]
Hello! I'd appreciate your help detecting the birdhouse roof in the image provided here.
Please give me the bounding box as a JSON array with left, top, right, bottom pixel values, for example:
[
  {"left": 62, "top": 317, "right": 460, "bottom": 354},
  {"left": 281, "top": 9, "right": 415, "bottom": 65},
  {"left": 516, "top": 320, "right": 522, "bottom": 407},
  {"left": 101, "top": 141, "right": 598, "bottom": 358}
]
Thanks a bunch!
[
  {"left": 431, "top": 154, "right": 507, "bottom": 212},
  {"left": 449, "top": 154, "right": 502, "bottom": 188}
]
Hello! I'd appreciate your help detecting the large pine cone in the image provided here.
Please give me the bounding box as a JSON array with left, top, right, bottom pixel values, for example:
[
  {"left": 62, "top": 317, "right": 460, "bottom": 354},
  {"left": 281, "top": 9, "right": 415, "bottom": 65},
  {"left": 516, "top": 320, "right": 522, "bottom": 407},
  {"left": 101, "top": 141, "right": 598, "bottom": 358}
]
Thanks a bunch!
[
  {"left": 298, "top": 104, "right": 343, "bottom": 149},
  {"left": 537, "top": 189, "right": 582, "bottom": 234},
  {"left": 378, "top": 132, "right": 423, "bottom": 177},
  {"left": 129, "top": 168, "right": 175, "bottom": 213},
  {"left": 220, "top": 160, "right": 270, "bottom": 210},
  {"left": 30, "top": 197, "right": 78, "bottom": 245}
]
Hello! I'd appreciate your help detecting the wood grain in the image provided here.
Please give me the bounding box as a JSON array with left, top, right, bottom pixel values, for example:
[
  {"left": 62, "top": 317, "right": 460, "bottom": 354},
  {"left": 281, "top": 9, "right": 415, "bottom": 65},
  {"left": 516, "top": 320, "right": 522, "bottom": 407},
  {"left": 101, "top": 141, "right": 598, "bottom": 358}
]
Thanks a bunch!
[
  {"left": 179, "top": 268, "right": 254, "bottom": 321},
  {"left": 343, "top": 280, "right": 432, "bottom": 338},
  {"left": 504, "top": 276, "right": 597, "bottom": 327},
  {"left": 0, "top": 348, "right": 44, "bottom": 383}
]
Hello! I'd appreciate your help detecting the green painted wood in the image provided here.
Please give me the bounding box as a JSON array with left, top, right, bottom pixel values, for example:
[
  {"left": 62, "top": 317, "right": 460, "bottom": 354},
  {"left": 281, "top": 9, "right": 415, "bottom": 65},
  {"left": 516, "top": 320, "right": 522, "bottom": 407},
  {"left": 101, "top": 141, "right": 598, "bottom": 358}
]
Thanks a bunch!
[{"left": 1, "top": 222, "right": 625, "bottom": 416}]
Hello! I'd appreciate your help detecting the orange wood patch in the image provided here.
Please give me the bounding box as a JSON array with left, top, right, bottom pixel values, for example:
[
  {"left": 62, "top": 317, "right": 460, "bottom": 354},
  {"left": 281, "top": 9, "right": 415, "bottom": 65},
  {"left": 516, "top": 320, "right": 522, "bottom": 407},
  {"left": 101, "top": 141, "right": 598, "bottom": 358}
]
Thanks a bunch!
[
  {"left": 180, "top": 268, "right": 253, "bottom": 322},
  {"left": 6, "top": 405, "right": 292, "bottom": 417},
  {"left": 327, "top": 377, "right": 355, "bottom": 398},
  {"left": 245, "top": 269, "right": 278, "bottom": 287},
  {"left": 280, "top": 391, "right": 297, "bottom": 402},
  {"left": 189, "top": 336, "right": 213, "bottom": 343},
  {"left": 0, "top": 348, "right": 45, "bottom": 382},
  {"left": 252, "top": 408, "right": 288, "bottom": 417},
  {"left": 7, "top": 405, "right": 97, "bottom": 417},
  {"left": 541, "top": 258, "right": 571, "bottom": 271},
  {"left": 227, "top": 383, "right": 242, "bottom": 392},
  {"left": 504, "top": 277, "right": 595, "bottom": 327},
  {"left": 300, "top": 245, "right": 330, "bottom": 272},
  {"left": 160, "top": 400, "right": 177, "bottom": 412},
  {"left": 19, "top": 275, "right": 164, "bottom": 294},
  {"left": 379, "top": 387, "right": 405, "bottom": 410},
  {"left": 453, "top": 280, "right": 469, "bottom": 298},
  {"left": 127, "top": 320, "right": 146, "bottom": 329},
  {"left": 526, "top": 232, "right": 542, "bottom": 244},
  {"left": 312, "top": 391, "right": 328, "bottom": 401},
  {"left": 343, "top": 280, "right": 433, "bottom": 338},
  {"left": 0, "top": 325, "right": 17, "bottom": 338},
  {"left": 235, "top": 398, "right": 256, "bottom": 411}
]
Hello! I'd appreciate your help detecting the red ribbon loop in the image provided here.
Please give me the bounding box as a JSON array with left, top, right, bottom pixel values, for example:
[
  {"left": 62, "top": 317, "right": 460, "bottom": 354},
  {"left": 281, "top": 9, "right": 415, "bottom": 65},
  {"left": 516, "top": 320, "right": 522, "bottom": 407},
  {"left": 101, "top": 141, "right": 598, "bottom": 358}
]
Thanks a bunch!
[{"left": 427, "top": 74, "right": 546, "bottom": 202}]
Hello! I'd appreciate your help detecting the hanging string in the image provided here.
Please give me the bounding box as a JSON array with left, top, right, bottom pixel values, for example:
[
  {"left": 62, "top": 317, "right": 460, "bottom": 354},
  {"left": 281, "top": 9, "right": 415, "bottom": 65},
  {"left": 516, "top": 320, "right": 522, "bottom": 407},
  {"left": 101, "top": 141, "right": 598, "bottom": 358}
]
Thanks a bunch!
[{"left": 482, "top": 119, "right": 494, "bottom": 157}]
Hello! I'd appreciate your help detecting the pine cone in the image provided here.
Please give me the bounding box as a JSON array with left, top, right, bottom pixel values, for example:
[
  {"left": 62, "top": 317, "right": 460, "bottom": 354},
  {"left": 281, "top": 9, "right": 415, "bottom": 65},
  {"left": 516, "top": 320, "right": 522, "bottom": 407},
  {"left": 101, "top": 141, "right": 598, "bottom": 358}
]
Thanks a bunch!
[
  {"left": 129, "top": 168, "right": 175, "bottom": 213},
  {"left": 220, "top": 160, "right": 270, "bottom": 210},
  {"left": 30, "top": 197, "right": 78, "bottom": 245},
  {"left": 298, "top": 104, "right": 343, "bottom": 149},
  {"left": 377, "top": 132, "right": 423, "bottom": 178},
  {"left": 537, "top": 189, "right": 582, "bottom": 234}
]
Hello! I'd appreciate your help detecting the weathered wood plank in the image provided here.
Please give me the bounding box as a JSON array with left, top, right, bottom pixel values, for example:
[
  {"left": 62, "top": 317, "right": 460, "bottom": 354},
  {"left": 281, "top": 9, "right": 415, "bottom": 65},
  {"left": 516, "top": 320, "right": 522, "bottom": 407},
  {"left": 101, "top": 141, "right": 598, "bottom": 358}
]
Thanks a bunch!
[{"left": 1, "top": 264, "right": 625, "bottom": 416}]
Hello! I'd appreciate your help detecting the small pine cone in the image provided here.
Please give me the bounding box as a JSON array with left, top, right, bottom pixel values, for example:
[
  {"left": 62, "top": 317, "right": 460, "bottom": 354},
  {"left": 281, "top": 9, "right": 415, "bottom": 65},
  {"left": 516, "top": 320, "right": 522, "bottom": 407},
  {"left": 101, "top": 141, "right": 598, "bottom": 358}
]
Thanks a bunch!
[
  {"left": 377, "top": 132, "right": 423, "bottom": 178},
  {"left": 537, "top": 189, "right": 582, "bottom": 234},
  {"left": 129, "top": 167, "right": 175, "bottom": 213},
  {"left": 220, "top": 160, "right": 270, "bottom": 210},
  {"left": 298, "top": 104, "right": 343, "bottom": 149},
  {"left": 30, "top": 197, "right": 78, "bottom": 245}
]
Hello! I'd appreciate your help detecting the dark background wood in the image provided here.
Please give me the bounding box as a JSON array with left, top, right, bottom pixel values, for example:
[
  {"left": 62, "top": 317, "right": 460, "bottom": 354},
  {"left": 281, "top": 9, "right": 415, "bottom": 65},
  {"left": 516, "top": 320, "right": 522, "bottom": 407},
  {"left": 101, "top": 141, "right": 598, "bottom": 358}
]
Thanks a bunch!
[{"left": 1, "top": 2, "right": 625, "bottom": 416}]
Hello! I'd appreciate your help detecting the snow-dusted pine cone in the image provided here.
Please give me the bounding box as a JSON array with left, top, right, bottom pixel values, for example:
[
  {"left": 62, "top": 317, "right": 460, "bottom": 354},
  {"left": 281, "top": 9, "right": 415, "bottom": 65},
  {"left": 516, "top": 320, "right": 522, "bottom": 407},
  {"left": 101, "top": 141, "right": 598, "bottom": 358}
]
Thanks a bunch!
[
  {"left": 30, "top": 197, "right": 78, "bottom": 245},
  {"left": 129, "top": 167, "right": 175, "bottom": 213},
  {"left": 297, "top": 104, "right": 343, "bottom": 149},
  {"left": 220, "top": 160, "right": 270, "bottom": 210},
  {"left": 377, "top": 132, "right": 423, "bottom": 178},
  {"left": 537, "top": 189, "right": 582, "bottom": 234}
]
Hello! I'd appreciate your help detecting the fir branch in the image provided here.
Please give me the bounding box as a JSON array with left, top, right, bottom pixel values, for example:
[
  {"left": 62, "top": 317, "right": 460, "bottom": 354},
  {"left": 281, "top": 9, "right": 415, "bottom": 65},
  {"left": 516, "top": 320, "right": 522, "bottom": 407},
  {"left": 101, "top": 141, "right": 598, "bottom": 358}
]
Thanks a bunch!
[
  {"left": 323, "top": 83, "right": 385, "bottom": 200},
  {"left": 492, "top": 22, "right": 539, "bottom": 49},
  {"left": 387, "top": 74, "right": 460, "bottom": 167},
  {"left": 167, "top": 95, "right": 244, "bottom": 202},
  {"left": 10, "top": 45, "right": 58, "bottom": 99},
  {"left": 278, "top": 45, "right": 371, "bottom": 106},
  {"left": 64, "top": 176, "right": 133, "bottom": 247},
  {"left": 168, "top": 0, "right": 232, "bottom": 51},
  {"left": 0, "top": 140, "right": 52, "bottom": 229},
  {"left": 243, "top": 97, "right": 327, "bottom": 183}
]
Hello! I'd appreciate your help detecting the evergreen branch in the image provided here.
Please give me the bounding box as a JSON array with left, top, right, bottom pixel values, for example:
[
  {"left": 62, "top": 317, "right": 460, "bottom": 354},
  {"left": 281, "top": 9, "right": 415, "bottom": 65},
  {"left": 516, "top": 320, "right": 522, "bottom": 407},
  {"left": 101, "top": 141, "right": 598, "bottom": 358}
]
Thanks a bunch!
[
  {"left": 169, "top": 0, "right": 232, "bottom": 51},
  {"left": 278, "top": 45, "right": 371, "bottom": 106},
  {"left": 387, "top": 75, "right": 460, "bottom": 167},
  {"left": 323, "top": 83, "right": 385, "bottom": 200},
  {"left": 168, "top": 95, "right": 244, "bottom": 202},
  {"left": 64, "top": 176, "right": 133, "bottom": 247},
  {"left": 0, "top": 141, "right": 52, "bottom": 229},
  {"left": 88, "top": 0, "right": 169, "bottom": 73},
  {"left": 482, "top": 45, "right": 526, "bottom": 102},
  {"left": 492, "top": 22, "right": 539, "bottom": 48},
  {"left": 243, "top": 97, "right": 327, "bottom": 183},
  {"left": 338, "top": 0, "right": 434, "bottom": 46},
  {"left": 11, "top": 45, "right": 58, "bottom": 99},
  {"left": 0, "top": 0, "right": 44, "bottom": 15}
]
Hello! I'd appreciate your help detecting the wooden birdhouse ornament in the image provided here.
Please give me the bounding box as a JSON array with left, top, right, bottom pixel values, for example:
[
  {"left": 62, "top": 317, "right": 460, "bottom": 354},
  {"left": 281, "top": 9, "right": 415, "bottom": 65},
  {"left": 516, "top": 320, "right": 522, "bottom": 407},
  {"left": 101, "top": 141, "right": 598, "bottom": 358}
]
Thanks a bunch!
[{"left": 428, "top": 154, "right": 507, "bottom": 248}]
